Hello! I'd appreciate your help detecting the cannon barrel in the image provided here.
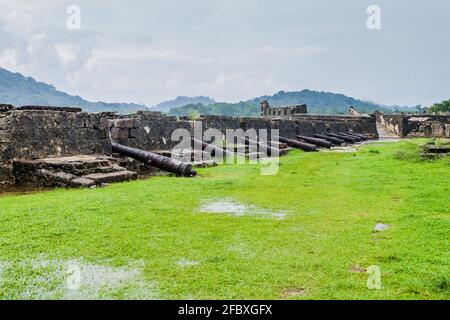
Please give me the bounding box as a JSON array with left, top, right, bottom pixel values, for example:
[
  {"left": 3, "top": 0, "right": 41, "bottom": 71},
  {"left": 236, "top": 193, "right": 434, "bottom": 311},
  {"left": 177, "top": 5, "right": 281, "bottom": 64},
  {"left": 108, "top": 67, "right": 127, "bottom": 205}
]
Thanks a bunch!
[
  {"left": 346, "top": 132, "right": 368, "bottom": 140},
  {"left": 338, "top": 132, "right": 364, "bottom": 142},
  {"left": 278, "top": 136, "right": 317, "bottom": 152},
  {"left": 111, "top": 142, "right": 196, "bottom": 177},
  {"left": 326, "top": 133, "right": 356, "bottom": 143},
  {"left": 191, "top": 138, "right": 235, "bottom": 157},
  {"left": 243, "top": 137, "right": 281, "bottom": 156},
  {"left": 296, "top": 135, "right": 332, "bottom": 148},
  {"left": 313, "top": 134, "right": 345, "bottom": 145}
]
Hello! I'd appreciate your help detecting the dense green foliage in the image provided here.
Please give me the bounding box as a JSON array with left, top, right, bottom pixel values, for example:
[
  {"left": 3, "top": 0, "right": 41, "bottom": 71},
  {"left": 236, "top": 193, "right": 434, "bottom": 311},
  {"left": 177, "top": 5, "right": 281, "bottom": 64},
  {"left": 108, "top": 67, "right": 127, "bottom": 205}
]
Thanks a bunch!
[
  {"left": 429, "top": 99, "right": 450, "bottom": 113},
  {"left": 153, "top": 96, "right": 216, "bottom": 112},
  {"left": 168, "top": 90, "right": 415, "bottom": 117},
  {"left": 0, "top": 68, "right": 146, "bottom": 114},
  {"left": 0, "top": 140, "right": 448, "bottom": 299},
  {"left": 247, "top": 90, "right": 393, "bottom": 114}
]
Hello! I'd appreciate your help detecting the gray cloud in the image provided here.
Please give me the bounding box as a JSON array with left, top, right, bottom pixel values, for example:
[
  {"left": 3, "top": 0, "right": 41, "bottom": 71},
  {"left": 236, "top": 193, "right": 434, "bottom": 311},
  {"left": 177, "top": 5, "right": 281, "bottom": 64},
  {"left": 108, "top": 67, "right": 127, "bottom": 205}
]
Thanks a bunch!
[{"left": 0, "top": 0, "right": 449, "bottom": 106}]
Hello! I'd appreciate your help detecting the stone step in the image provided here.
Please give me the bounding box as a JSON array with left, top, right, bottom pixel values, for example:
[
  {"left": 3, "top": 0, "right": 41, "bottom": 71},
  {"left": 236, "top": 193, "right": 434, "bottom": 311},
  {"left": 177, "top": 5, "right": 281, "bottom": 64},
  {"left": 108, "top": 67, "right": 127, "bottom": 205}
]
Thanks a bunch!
[
  {"left": 13, "top": 155, "right": 138, "bottom": 188},
  {"left": 71, "top": 177, "right": 96, "bottom": 188},
  {"left": 14, "top": 156, "right": 117, "bottom": 172},
  {"left": 81, "top": 171, "right": 137, "bottom": 184},
  {"left": 84, "top": 165, "right": 129, "bottom": 174}
]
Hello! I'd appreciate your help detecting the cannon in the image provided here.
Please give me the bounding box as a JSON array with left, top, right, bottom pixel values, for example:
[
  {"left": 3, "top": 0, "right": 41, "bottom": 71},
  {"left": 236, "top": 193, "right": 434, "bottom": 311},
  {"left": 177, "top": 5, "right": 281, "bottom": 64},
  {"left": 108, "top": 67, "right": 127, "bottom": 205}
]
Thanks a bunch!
[
  {"left": 243, "top": 137, "right": 282, "bottom": 156},
  {"left": 326, "top": 133, "right": 357, "bottom": 143},
  {"left": 278, "top": 136, "right": 317, "bottom": 152},
  {"left": 296, "top": 135, "right": 332, "bottom": 148},
  {"left": 338, "top": 132, "right": 364, "bottom": 142},
  {"left": 111, "top": 142, "right": 196, "bottom": 177},
  {"left": 313, "top": 134, "right": 345, "bottom": 145},
  {"left": 191, "top": 138, "right": 235, "bottom": 158}
]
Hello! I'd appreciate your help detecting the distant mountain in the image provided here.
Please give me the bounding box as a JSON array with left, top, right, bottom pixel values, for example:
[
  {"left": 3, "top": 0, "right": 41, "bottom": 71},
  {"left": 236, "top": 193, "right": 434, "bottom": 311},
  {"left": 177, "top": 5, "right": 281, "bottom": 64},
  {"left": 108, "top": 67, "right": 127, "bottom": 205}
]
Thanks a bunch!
[
  {"left": 168, "top": 90, "right": 415, "bottom": 117},
  {"left": 246, "top": 90, "right": 393, "bottom": 115},
  {"left": 0, "top": 68, "right": 146, "bottom": 114},
  {"left": 0, "top": 67, "right": 415, "bottom": 116},
  {"left": 152, "top": 96, "right": 216, "bottom": 112}
]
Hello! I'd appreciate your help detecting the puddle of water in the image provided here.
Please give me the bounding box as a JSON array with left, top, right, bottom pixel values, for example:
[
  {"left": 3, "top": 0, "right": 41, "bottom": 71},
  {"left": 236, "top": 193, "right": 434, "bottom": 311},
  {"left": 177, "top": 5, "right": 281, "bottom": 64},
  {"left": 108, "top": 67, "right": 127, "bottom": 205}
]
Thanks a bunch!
[
  {"left": 367, "top": 138, "right": 403, "bottom": 144},
  {"left": 322, "top": 146, "right": 359, "bottom": 153},
  {"left": 0, "top": 257, "right": 157, "bottom": 300},
  {"left": 321, "top": 138, "right": 404, "bottom": 153},
  {"left": 228, "top": 242, "right": 257, "bottom": 259},
  {"left": 198, "top": 198, "right": 286, "bottom": 220},
  {"left": 373, "top": 223, "right": 390, "bottom": 232},
  {"left": 176, "top": 259, "right": 200, "bottom": 267}
]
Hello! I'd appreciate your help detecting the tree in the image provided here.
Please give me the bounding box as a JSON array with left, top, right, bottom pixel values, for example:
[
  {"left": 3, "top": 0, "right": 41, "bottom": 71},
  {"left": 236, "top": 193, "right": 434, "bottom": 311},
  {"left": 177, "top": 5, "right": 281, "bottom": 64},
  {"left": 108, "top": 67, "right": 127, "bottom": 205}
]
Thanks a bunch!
[{"left": 428, "top": 99, "right": 450, "bottom": 113}]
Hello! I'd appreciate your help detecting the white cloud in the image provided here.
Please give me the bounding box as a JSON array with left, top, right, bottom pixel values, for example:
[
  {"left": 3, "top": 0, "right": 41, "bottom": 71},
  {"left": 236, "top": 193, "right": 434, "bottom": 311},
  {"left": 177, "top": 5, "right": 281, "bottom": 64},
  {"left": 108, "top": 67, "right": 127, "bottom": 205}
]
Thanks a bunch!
[{"left": 0, "top": 7, "right": 94, "bottom": 94}]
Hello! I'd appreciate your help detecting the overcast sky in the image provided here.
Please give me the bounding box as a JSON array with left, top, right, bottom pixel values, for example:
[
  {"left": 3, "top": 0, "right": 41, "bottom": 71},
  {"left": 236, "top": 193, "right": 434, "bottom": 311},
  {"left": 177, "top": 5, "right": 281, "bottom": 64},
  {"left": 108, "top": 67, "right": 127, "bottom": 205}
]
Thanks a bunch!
[{"left": 0, "top": 0, "right": 449, "bottom": 106}]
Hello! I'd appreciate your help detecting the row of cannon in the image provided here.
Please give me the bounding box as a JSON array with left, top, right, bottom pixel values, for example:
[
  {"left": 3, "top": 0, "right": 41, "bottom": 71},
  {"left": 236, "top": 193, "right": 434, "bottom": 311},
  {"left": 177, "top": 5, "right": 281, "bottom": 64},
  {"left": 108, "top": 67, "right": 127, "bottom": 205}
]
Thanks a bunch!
[
  {"left": 279, "top": 132, "right": 370, "bottom": 152},
  {"left": 111, "top": 132, "right": 370, "bottom": 177}
]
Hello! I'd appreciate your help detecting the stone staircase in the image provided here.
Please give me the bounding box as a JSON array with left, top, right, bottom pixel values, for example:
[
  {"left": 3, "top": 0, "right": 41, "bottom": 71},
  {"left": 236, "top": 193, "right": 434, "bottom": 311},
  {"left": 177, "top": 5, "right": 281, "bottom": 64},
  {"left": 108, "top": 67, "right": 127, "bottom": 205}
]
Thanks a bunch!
[{"left": 13, "top": 155, "right": 137, "bottom": 188}]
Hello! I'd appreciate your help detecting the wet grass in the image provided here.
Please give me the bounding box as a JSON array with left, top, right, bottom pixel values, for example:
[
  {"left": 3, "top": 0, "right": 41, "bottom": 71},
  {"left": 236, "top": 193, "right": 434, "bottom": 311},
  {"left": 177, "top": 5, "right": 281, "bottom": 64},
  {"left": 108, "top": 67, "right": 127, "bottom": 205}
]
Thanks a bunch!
[{"left": 0, "top": 139, "right": 448, "bottom": 299}]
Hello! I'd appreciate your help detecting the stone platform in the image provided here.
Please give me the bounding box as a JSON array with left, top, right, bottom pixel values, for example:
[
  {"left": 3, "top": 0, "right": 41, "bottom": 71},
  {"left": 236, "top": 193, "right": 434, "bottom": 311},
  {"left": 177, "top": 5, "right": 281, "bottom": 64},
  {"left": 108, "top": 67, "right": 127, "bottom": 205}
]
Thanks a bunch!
[{"left": 13, "top": 155, "right": 137, "bottom": 188}]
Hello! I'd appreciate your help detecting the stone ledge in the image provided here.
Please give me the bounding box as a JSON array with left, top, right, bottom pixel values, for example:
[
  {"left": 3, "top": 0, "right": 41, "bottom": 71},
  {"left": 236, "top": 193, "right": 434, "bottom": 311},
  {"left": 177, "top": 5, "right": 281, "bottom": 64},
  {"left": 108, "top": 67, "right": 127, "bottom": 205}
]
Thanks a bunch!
[{"left": 17, "top": 105, "right": 82, "bottom": 113}]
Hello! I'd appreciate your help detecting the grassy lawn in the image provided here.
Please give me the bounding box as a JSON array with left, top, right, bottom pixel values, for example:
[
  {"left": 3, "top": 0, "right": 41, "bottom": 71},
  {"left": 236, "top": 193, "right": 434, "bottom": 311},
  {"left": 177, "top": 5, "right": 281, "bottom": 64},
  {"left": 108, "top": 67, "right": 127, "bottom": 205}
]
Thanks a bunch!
[{"left": 0, "top": 139, "right": 448, "bottom": 300}]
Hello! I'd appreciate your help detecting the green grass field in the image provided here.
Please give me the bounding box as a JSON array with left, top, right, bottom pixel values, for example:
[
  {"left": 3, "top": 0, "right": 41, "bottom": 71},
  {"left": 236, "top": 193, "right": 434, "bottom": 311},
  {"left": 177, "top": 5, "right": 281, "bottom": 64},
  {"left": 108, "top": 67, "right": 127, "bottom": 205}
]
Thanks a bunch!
[{"left": 0, "top": 139, "right": 448, "bottom": 300}]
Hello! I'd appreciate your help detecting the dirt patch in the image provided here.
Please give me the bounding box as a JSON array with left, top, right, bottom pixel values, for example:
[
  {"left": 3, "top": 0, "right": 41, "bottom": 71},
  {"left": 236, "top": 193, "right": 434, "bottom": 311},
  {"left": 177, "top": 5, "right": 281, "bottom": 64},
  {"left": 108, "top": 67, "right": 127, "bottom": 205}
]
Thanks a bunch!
[
  {"left": 282, "top": 288, "right": 307, "bottom": 298},
  {"left": 349, "top": 265, "right": 366, "bottom": 273}
]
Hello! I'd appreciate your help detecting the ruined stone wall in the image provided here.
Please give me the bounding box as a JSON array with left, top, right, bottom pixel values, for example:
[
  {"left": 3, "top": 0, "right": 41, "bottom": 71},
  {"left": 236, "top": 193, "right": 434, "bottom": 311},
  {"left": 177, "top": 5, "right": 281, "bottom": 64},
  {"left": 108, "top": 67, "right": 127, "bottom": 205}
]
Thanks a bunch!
[
  {"left": 263, "top": 105, "right": 308, "bottom": 118},
  {"left": 108, "top": 111, "right": 192, "bottom": 150},
  {"left": 108, "top": 112, "right": 378, "bottom": 150},
  {"left": 408, "top": 120, "right": 450, "bottom": 138},
  {"left": 0, "top": 108, "right": 111, "bottom": 187},
  {"left": 0, "top": 106, "right": 378, "bottom": 187},
  {"left": 377, "top": 113, "right": 450, "bottom": 138},
  {"left": 376, "top": 114, "right": 406, "bottom": 137}
]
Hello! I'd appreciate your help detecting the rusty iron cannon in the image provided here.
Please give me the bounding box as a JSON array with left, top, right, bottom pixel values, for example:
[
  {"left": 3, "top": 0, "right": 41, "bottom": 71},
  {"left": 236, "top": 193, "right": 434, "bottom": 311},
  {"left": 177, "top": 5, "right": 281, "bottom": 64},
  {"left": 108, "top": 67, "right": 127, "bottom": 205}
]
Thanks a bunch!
[
  {"left": 243, "top": 137, "right": 282, "bottom": 156},
  {"left": 338, "top": 132, "right": 364, "bottom": 142},
  {"left": 296, "top": 135, "right": 332, "bottom": 148},
  {"left": 326, "top": 133, "right": 357, "bottom": 143},
  {"left": 278, "top": 136, "right": 317, "bottom": 152},
  {"left": 346, "top": 132, "right": 368, "bottom": 140},
  {"left": 111, "top": 142, "right": 196, "bottom": 177},
  {"left": 191, "top": 138, "right": 235, "bottom": 158},
  {"left": 313, "top": 134, "right": 345, "bottom": 145}
]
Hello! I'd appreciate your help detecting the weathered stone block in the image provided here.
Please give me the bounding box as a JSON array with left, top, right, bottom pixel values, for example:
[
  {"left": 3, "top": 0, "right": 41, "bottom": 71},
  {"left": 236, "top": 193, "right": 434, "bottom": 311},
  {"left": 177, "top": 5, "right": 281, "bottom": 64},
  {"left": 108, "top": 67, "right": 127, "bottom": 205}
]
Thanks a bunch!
[{"left": 110, "top": 127, "right": 130, "bottom": 140}]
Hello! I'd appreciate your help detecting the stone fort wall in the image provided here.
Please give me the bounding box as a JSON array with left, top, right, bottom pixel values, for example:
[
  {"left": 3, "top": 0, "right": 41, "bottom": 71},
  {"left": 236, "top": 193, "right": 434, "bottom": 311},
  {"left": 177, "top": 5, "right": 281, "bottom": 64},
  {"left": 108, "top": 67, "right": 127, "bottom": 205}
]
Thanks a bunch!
[
  {"left": 0, "top": 107, "right": 111, "bottom": 186},
  {"left": 0, "top": 105, "right": 378, "bottom": 187},
  {"left": 376, "top": 113, "right": 450, "bottom": 138},
  {"left": 109, "top": 112, "right": 378, "bottom": 150}
]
